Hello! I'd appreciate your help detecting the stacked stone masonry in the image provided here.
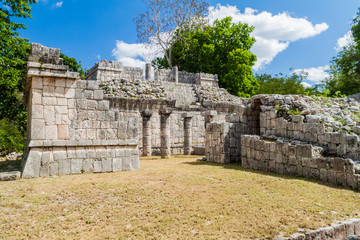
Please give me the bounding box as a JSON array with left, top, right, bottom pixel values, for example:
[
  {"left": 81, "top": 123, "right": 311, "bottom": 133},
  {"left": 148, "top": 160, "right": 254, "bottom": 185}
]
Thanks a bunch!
[
  {"left": 22, "top": 43, "right": 247, "bottom": 178},
  {"left": 205, "top": 94, "right": 360, "bottom": 191}
]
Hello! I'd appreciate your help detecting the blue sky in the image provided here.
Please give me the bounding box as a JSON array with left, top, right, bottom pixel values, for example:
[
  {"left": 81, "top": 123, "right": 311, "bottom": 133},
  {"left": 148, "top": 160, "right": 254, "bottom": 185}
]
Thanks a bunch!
[{"left": 19, "top": 0, "right": 359, "bottom": 86}]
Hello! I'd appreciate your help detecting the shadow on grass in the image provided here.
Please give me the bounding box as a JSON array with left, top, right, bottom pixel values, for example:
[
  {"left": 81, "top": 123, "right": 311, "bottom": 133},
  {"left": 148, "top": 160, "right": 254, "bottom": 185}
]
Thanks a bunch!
[{"left": 182, "top": 160, "right": 358, "bottom": 192}]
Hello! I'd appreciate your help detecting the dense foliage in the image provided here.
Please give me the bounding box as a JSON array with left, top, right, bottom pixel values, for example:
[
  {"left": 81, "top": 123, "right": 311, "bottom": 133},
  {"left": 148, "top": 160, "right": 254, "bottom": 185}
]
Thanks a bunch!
[
  {"left": 256, "top": 73, "right": 315, "bottom": 95},
  {"left": 323, "top": 8, "right": 360, "bottom": 96},
  {"left": 153, "top": 17, "right": 258, "bottom": 97},
  {"left": 60, "top": 53, "right": 86, "bottom": 79}
]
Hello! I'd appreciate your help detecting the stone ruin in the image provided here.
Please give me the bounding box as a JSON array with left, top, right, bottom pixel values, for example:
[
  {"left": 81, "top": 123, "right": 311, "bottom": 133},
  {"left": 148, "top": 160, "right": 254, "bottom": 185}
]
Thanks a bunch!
[{"left": 21, "top": 43, "right": 360, "bottom": 193}]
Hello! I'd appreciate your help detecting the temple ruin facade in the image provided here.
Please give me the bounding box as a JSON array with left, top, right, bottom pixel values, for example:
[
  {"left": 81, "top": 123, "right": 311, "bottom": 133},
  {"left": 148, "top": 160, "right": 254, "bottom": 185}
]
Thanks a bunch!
[{"left": 21, "top": 43, "right": 360, "bottom": 192}]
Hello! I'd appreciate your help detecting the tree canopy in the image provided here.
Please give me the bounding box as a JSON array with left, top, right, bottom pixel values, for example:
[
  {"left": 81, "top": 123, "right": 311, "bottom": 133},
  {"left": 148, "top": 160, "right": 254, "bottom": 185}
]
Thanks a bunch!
[
  {"left": 255, "top": 73, "right": 315, "bottom": 95},
  {"left": 153, "top": 17, "right": 258, "bottom": 97},
  {"left": 135, "top": 0, "right": 208, "bottom": 68},
  {"left": 323, "top": 8, "right": 360, "bottom": 96}
]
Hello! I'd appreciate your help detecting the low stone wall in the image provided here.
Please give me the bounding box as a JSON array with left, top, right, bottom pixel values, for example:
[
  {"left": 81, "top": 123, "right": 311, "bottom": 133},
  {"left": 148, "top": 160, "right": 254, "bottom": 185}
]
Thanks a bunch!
[
  {"left": 241, "top": 135, "right": 360, "bottom": 190},
  {"left": 86, "top": 60, "right": 142, "bottom": 81}
]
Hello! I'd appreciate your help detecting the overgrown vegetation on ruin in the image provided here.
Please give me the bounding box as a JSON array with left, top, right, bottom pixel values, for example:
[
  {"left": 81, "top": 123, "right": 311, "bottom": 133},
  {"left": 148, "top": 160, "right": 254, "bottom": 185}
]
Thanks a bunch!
[{"left": 1, "top": 156, "right": 360, "bottom": 239}]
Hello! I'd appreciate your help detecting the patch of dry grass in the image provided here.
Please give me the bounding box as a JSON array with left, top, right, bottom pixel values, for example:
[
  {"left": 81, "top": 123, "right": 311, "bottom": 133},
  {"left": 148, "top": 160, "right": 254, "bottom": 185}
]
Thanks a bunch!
[{"left": 1, "top": 155, "right": 360, "bottom": 239}]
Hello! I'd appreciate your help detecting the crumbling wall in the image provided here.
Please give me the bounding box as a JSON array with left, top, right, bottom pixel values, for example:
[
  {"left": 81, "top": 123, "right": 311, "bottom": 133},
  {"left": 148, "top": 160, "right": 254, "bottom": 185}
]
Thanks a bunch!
[{"left": 241, "top": 135, "right": 360, "bottom": 190}]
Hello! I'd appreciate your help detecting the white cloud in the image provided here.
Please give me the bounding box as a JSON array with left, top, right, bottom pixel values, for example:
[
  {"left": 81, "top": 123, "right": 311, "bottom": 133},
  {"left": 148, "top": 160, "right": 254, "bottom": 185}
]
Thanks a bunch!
[
  {"left": 112, "top": 4, "right": 328, "bottom": 70},
  {"left": 336, "top": 31, "right": 354, "bottom": 51},
  {"left": 292, "top": 65, "right": 330, "bottom": 83},
  {"left": 208, "top": 5, "right": 329, "bottom": 70},
  {"left": 53, "top": 1, "right": 63, "bottom": 8},
  {"left": 301, "top": 82, "right": 312, "bottom": 88},
  {"left": 112, "top": 40, "right": 162, "bottom": 69}
]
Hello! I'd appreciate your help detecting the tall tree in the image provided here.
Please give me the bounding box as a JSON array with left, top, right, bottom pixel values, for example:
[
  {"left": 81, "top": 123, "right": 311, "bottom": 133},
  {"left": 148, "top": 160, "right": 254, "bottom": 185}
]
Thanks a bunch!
[
  {"left": 134, "top": 0, "right": 208, "bottom": 68},
  {"left": 324, "top": 8, "right": 360, "bottom": 96},
  {"left": 153, "top": 17, "right": 258, "bottom": 97},
  {"left": 0, "top": 0, "right": 36, "bottom": 135}
]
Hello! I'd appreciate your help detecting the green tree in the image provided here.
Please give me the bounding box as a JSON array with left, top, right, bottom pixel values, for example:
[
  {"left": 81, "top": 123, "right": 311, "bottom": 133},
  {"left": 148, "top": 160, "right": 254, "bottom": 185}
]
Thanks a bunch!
[
  {"left": 60, "top": 53, "right": 86, "bottom": 79},
  {"left": 0, "top": 0, "right": 36, "bottom": 137},
  {"left": 256, "top": 73, "right": 314, "bottom": 95},
  {"left": 153, "top": 17, "right": 258, "bottom": 97},
  {"left": 324, "top": 8, "right": 360, "bottom": 96}
]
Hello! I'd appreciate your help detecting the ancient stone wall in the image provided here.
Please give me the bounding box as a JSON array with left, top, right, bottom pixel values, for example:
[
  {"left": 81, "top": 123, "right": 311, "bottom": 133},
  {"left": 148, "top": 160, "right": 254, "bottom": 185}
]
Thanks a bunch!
[
  {"left": 22, "top": 43, "right": 140, "bottom": 178},
  {"left": 86, "top": 60, "right": 143, "bottom": 81},
  {"left": 241, "top": 135, "right": 360, "bottom": 190}
]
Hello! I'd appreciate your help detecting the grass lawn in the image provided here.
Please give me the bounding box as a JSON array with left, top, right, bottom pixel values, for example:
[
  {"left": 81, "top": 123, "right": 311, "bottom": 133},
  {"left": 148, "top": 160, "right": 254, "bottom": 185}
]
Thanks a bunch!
[{"left": 1, "top": 155, "right": 360, "bottom": 239}]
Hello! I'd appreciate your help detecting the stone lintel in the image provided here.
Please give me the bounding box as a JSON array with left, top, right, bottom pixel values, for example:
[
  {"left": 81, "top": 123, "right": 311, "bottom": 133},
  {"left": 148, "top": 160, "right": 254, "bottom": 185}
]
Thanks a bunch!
[
  {"left": 203, "top": 110, "right": 217, "bottom": 116},
  {"left": 142, "top": 110, "right": 153, "bottom": 117},
  {"left": 159, "top": 107, "right": 172, "bottom": 115},
  {"left": 182, "top": 113, "right": 193, "bottom": 118}
]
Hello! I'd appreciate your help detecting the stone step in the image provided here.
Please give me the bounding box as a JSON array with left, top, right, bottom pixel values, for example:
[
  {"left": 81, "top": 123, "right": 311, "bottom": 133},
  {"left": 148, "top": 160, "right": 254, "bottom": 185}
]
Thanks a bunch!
[{"left": 0, "top": 171, "right": 21, "bottom": 181}]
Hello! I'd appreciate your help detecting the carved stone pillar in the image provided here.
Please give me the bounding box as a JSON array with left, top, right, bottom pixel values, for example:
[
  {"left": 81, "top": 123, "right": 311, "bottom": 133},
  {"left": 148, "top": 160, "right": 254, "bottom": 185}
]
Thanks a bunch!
[
  {"left": 160, "top": 108, "right": 172, "bottom": 158},
  {"left": 145, "top": 63, "right": 151, "bottom": 81},
  {"left": 172, "top": 66, "right": 178, "bottom": 83},
  {"left": 142, "top": 110, "right": 152, "bottom": 156},
  {"left": 182, "top": 113, "right": 193, "bottom": 155}
]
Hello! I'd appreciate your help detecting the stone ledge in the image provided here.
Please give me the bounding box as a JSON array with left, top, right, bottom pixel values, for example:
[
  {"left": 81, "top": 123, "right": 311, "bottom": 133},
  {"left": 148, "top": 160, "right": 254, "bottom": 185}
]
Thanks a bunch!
[
  {"left": 28, "top": 139, "right": 138, "bottom": 148},
  {"left": 27, "top": 68, "right": 79, "bottom": 79},
  {"left": 0, "top": 171, "right": 21, "bottom": 181}
]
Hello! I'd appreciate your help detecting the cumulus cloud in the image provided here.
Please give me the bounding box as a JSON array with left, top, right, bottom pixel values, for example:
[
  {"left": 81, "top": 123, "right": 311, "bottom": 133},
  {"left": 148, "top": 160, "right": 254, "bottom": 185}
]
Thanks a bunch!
[
  {"left": 301, "top": 82, "right": 312, "bottom": 88},
  {"left": 112, "top": 4, "right": 328, "bottom": 70},
  {"left": 52, "top": 1, "right": 63, "bottom": 8},
  {"left": 335, "top": 31, "right": 354, "bottom": 51},
  {"left": 112, "top": 40, "right": 162, "bottom": 69},
  {"left": 208, "top": 5, "right": 328, "bottom": 70},
  {"left": 292, "top": 65, "right": 330, "bottom": 83}
]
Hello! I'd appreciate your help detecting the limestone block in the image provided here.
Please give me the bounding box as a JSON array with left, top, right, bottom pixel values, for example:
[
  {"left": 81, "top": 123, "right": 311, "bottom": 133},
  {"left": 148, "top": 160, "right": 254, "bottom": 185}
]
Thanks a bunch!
[
  {"left": 57, "top": 125, "right": 69, "bottom": 140},
  {"left": 98, "top": 101, "right": 109, "bottom": 110},
  {"left": 275, "top": 163, "right": 284, "bottom": 174},
  {"left": 22, "top": 150, "right": 41, "bottom": 178},
  {"left": 86, "top": 80, "right": 99, "bottom": 90},
  {"left": 54, "top": 87, "right": 65, "bottom": 97},
  {"left": 43, "top": 78, "right": 55, "bottom": 86},
  {"left": 43, "top": 97, "right": 57, "bottom": 106},
  {"left": 86, "top": 148, "right": 96, "bottom": 158},
  {"left": 102, "top": 158, "right": 112, "bottom": 172},
  {"left": 96, "top": 148, "right": 106, "bottom": 158},
  {"left": 113, "top": 158, "right": 122, "bottom": 172},
  {"left": 87, "top": 100, "right": 98, "bottom": 110},
  {"left": 334, "top": 158, "right": 345, "bottom": 172},
  {"left": 58, "top": 160, "right": 71, "bottom": 175},
  {"left": 32, "top": 105, "right": 44, "bottom": 119},
  {"left": 43, "top": 86, "right": 55, "bottom": 96},
  {"left": 49, "top": 162, "right": 59, "bottom": 176},
  {"left": 55, "top": 79, "right": 66, "bottom": 87},
  {"left": 82, "top": 159, "right": 93, "bottom": 173},
  {"left": 84, "top": 90, "right": 93, "bottom": 99},
  {"left": 65, "top": 89, "right": 75, "bottom": 99},
  {"left": 32, "top": 77, "right": 43, "bottom": 89},
  {"left": 347, "top": 174, "right": 358, "bottom": 189},
  {"left": 76, "top": 148, "right": 87, "bottom": 159},
  {"left": 76, "top": 80, "right": 86, "bottom": 88},
  {"left": 269, "top": 160, "right": 276, "bottom": 172},
  {"left": 41, "top": 152, "right": 52, "bottom": 165},
  {"left": 328, "top": 171, "right": 337, "bottom": 184},
  {"left": 71, "top": 159, "right": 82, "bottom": 174},
  {"left": 66, "top": 79, "right": 75, "bottom": 88},
  {"left": 56, "top": 97, "right": 67, "bottom": 106},
  {"left": 53, "top": 149, "right": 67, "bottom": 161},
  {"left": 45, "top": 125, "right": 58, "bottom": 140},
  {"left": 31, "top": 89, "right": 42, "bottom": 105},
  {"left": 93, "top": 90, "right": 104, "bottom": 100},
  {"left": 66, "top": 147, "right": 76, "bottom": 158},
  {"left": 93, "top": 161, "right": 102, "bottom": 173},
  {"left": 55, "top": 106, "right": 68, "bottom": 114},
  {"left": 43, "top": 106, "right": 55, "bottom": 125},
  {"left": 31, "top": 119, "right": 45, "bottom": 140},
  {"left": 337, "top": 172, "right": 347, "bottom": 186}
]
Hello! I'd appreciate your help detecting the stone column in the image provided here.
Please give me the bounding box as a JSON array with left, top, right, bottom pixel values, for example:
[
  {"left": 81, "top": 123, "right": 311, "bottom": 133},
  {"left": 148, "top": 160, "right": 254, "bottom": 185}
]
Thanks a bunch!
[
  {"left": 141, "top": 110, "right": 152, "bottom": 156},
  {"left": 204, "top": 110, "right": 217, "bottom": 129},
  {"left": 172, "top": 66, "right": 178, "bottom": 83},
  {"left": 145, "top": 63, "right": 151, "bottom": 81},
  {"left": 182, "top": 113, "right": 193, "bottom": 155},
  {"left": 160, "top": 108, "right": 172, "bottom": 158}
]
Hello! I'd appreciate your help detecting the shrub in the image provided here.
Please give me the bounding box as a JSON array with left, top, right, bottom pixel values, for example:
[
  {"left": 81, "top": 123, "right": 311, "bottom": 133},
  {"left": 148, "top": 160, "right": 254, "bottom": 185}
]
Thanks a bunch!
[{"left": 0, "top": 119, "right": 25, "bottom": 154}]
